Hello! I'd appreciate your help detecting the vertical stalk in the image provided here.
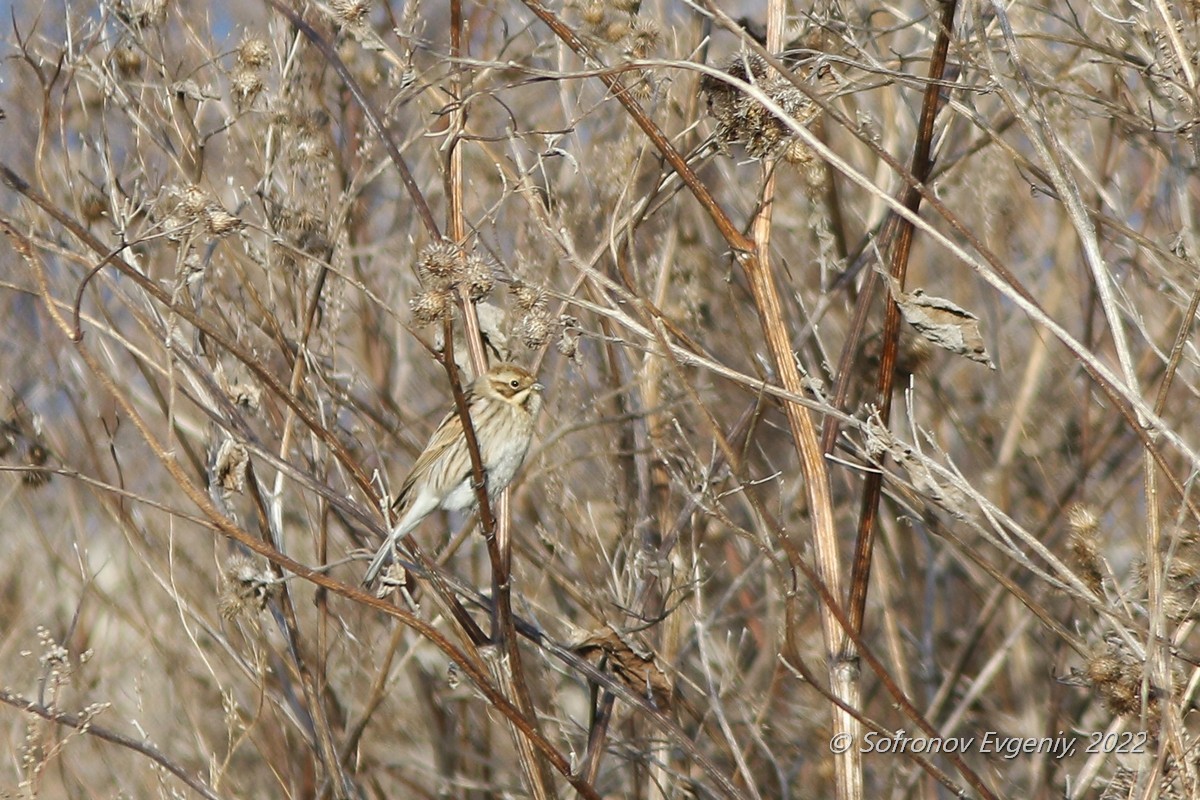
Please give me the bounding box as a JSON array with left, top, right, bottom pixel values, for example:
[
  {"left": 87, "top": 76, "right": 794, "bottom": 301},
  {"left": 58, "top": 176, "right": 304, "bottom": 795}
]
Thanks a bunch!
[
  {"left": 749, "top": 4, "right": 861, "bottom": 798},
  {"left": 844, "top": 0, "right": 959, "bottom": 638},
  {"left": 446, "top": 3, "right": 555, "bottom": 796}
]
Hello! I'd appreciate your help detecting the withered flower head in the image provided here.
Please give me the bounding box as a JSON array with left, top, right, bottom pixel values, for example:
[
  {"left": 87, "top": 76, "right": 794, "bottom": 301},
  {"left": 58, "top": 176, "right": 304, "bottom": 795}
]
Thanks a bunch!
[
  {"left": 516, "top": 306, "right": 553, "bottom": 349},
  {"left": 411, "top": 288, "right": 453, "bottom": 325},
  {"left": 219, "top": 556, "right": 279, "bottom": 620},
  {"left": 212, "top": 438, "right": 248, "bottom": 494},
  {"left": 22, "top": 441, "right": 52, "bottom": 488},
  {"left": 1067, "top": 504, "right": 1103, "bottom": 595},
  {"left": 462, "top": 253, "right": 496, "bottom": 301},
  {"left": 237, "top": 36, "right": 271, "bottom": 69},
  {"left": 701, "top": 53, "right": 820, "bottom": 159},
  {"left": 330, "top": 0, "right": 371, "bottom": 26},
  {"left": 510, "top": 282, "right": 545, "bottom": 312},
  {"left": 231, "top": 70, "right": 264, "bottom": 108},
  {"left": 417, "top": 241, "right": 465, "bottom": 291}
]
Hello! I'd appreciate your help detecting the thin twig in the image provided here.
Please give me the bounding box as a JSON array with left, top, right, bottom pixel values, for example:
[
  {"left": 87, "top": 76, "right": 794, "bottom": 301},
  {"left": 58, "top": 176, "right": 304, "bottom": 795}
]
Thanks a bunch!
[{"left": 0, "top": 689, "right": 227, "bottom": 800}]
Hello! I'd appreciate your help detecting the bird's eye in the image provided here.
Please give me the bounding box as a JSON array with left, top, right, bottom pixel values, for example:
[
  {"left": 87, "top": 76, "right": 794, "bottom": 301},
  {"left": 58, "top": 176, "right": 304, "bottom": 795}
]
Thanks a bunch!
[{"left": 510, "top": 379, "right": 520, "bottom": 389}]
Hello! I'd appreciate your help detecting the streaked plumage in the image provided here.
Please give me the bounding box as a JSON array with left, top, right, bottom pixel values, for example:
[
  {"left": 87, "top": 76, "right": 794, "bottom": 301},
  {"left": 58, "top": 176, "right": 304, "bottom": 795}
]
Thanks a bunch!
[{"left": 363, "top": 363, "right": 543, "bottom": 584}]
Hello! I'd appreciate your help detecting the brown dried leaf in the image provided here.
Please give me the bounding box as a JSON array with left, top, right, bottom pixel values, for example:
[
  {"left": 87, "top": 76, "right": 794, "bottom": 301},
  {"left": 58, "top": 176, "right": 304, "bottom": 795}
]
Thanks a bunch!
[
  {"left": 574, "top": 626, "right": 671, "bottom": 710},
  {"left": 880, "top": 271, "right": 995, "bottom": 368}
]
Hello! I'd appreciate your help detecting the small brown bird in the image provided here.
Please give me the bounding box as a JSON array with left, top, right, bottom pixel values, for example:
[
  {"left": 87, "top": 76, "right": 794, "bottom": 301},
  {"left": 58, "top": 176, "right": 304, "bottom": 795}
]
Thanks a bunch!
[{"left": 363, "top": 363, "right": 543, "bottom": 584}]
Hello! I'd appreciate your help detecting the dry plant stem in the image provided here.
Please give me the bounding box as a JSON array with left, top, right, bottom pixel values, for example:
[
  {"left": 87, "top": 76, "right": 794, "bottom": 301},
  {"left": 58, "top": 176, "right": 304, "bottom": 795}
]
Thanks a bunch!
[
  {"left": 580, "top": 689, "right": 616, "bottom": 787},
  {"left": 821, "top": 214, "right": 900, "bottom": 456},
  {"left": 1145, "top": 207, "right": 1200, "bottom": 723},
  {"left": 846, "top": 0, "right": 958, "bottom": 638},
  {"left": 651, "top": 328, "right": 993, "bottom": 799},
  {"left": 691, "top": 559, "right": 765, "bottom": 800},
  {"left": 0, "top": 689, "right": 226, "bottom": 800},
  {"left": 983, "top": 3, "right": 1193, "bottom": 780},
  {"left": 444, "top": 2, "right": 552, "bottom": 796},
  {"left": 688, "top": 20, "right": 1200, "bottom": 503},
  {"left": 919, "top": 483, "right": 1101, "bottom": 734},
  {"left": 0, "top": 165, "right": 378, "bottom": 508},
  {"left": 423, "top": 567, "right": 749, "bottom": 800},
  {"left": 28, "top": 252, "right": 357, "bottom": 794},
  {"left": 776, "top": 658, "right": 980, "bottom": 800},
  {"left": 116, "top": 356, "right": 595, "bottom": 793},
  {"left": 1155, "top": 190, "right": 1200, "bottom": 419},
  {"left": 220, "top": 4, "right": 507, "bottom": 665},
  {"left": 12, "top": 34, "right": 510, "bottom": 756},
  {"left": 514, "top": 1, "right": 855, "bottom": 791},
  {"left": 258, "top": 218, "right": 348, "bottom": 799},
  {"left": 745, "top": 4, "right": 860, "bottom": 798},
  {"left": 5, "top": 206, "right": 485, "bottom": 666},
  {"left": 10, "top": 220, "right": 601, "bottom": 800},
  {"left": 338, "top": 624, "right": 407, "bottom": 766},
  {"left": 785, "top": 540, "right": 998, "bottom": 800},
  {"left": 981, "top": 3, "right": 1138, "bottom": 390},
  {"left": 263, "top": 0, "right": 440, "bottom": 239},
  {"left": 237, "top": 465, "right": 350, "bottom": 800},
  {"left": 518, "top": 0, "right": 750, "bottom": 252}
]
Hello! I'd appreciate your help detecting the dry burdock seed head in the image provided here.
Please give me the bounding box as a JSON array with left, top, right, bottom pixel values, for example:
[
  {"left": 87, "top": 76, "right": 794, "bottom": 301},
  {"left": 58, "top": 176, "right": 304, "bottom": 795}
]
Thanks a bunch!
[
  {"left": 217, "top": 366, "right": 262, "bottom": 413},
  {"left": 212, "top": 438, "right": 248, "bottom": 494},
  {"left": 580, "top": 1, "right": 606, "bottom": 27},
  {"left": 1134, "top": 529, "right": 1200, "bottom": 621},
  {"left": 1067, "top": 504, "right": 1104, "bottom": 595},
  {"left": 1085, "top": 642, "right": 1143, "bottom": 717},
  {"left": 462, "top": 252, "right": 496, "bottom": 301},
  {"left": 237, "top": 36, "right": 271, "bottom": 69},
  {"left": 516, "top": 306, "right": 553, "bottom": 349},
  {"left": 700, "top": 53, "right": 821, "bottom": 159},
  {"left": 601, "top": 17, "right": 630, "bottom": 44},
  {"left": 219, "top": 556, "right": 278, "bottom": 621},
  {"left": 557, "top": 316, "right": 583, "bottom": 363},
  {"left": 410, "top": 288, "right": 453, "bottom": 325},
  {"left": 627, "top": 75, "right": 654, "bottom": 102},
  {"left": 627, "top": 16, "right": 660, "bottom": 58},
  {"left": 510, "top": 281, "right": 544, "bottom": 311},
  {"left": 204, "top": 203, "right": 243, "bottom": 236},
  {"left": 330, "top": 0, "right": 371, "bottom": 26},
  {"left": 510, "top": 281, "right": 551, "bottom": 347},
  {"left": 1085, "top": 634, "right": 1180, "bottom": 719},
  {"left": 231, "top": 69, "right": 264, "bottom": 108},
  {"left": 784, "top": 138, "right": 816, "bottom": 165},
  {"left": 417, "top": 240, "right": 464, "bottom": 291},
  {"left": 177, "top": 185, "right": 210, "bottom": 219}
]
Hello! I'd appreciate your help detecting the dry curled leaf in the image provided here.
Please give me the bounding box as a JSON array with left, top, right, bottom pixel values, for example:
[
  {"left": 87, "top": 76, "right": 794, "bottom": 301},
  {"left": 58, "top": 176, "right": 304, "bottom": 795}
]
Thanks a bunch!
[
  {"left": 574, "top": 626, "right": 671, "bottom": 710},
  {"left": 862, "top": 415, "right": 970, "bottom": 516},
  {"left": 212, "top": 438, "right": 248, "bottom": 493},
  {"left": 878, "top": 269, "right": 995, "bottom": 369}
]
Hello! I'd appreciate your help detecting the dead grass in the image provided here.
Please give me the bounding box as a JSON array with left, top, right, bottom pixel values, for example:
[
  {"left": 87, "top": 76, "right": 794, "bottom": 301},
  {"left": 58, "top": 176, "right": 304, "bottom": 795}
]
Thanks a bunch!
[{"left": 3, "top": 0, "right": 1200, "bottom": 798}]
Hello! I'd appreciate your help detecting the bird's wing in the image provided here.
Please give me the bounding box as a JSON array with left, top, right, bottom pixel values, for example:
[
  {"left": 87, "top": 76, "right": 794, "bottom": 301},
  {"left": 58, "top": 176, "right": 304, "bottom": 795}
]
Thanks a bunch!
[{"left": 390, "top": 399, "right": 474, "bottom": 512}]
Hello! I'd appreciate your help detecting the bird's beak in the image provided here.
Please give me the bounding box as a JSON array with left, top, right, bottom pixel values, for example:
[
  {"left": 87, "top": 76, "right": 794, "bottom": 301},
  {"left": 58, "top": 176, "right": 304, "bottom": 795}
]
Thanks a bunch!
[{"left": 533, "top": 382, "right": 544, "bottom": 393}]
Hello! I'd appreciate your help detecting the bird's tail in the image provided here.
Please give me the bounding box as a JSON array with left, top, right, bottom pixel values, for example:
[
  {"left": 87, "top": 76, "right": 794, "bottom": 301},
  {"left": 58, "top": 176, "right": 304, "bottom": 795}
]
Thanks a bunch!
[{"left": 361, "top": 539, "right": 393, "bottom": 586}]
